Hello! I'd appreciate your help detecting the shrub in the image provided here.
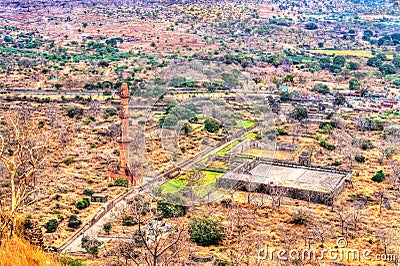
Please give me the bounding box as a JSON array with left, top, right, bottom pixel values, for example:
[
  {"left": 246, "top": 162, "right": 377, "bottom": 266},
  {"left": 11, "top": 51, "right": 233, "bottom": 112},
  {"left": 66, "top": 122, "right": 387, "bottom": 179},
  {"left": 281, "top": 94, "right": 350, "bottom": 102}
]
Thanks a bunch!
[
  {"left": 122, "top": 216, "right": 135, "bottom": 226},
  {"left": 76, "top": 198, "right": 90, "bottom": 210},
  {"left": 44, "top": 219, "right": 59, "bottom": 233},
  {"left": 221, "top": 198, "right": 232, "bottom": 208},
  {"left": 103, "top": 90, "right": 112, "bottom": 96},
  {"left": 276, "top": 127, "right": 289, "bottom": 135},
  {"left": 114, "top": 178, "right": 128, "bottom": 187},
  {"left": 83, "top": 189, "right": 94, "bottom": 196},
  {"left": 354, "top": 154, "right": 366, "bottom": 163},
  {"left": 372, "top": 170, "right": 385, "bottom": 182},
  {"left": 290, "top": 207, "right": 311, "bottom": 225},
  {"left": 66, "top": 105, "right": 83, "bottom": 119},
  {"left": 81, "top": 236, "right": 102, "bottom": 257},
  {"left": 319, "top": 139, "right": 336, "bottom": 150},
  {"left": 60, "top": 258, "right": 85, "bottom": 266},
  {"left": 189, "top": 216, "right": 225, "bottom": 246},
  {"left": 204, "top": 118, "right": 221, "bottom": 133},
  {"left": 360, "top": 139, "right": 373, "bottom": 150},
  {"left": 103, "top": 222, "right": 112, "bottom": 234},
  {"left": 157, "top": 193, "right": 187, "bottom": 218},
  {"left": 63, "top": 157, "right": 74, "bottom": 166},
  {"left": 67, "top": 215, "right": 82, "bottom": 229},
  {"left": 104, "top": 107, "right": 118, "bottom": 119}
]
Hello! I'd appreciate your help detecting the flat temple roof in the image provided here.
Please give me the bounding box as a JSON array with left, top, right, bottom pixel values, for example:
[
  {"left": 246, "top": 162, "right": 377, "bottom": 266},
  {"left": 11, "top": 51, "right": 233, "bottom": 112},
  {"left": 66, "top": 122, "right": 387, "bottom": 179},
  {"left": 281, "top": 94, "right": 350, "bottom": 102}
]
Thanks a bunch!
[{"left": 221, "top": 163, "right": 347, "bottom": 193}]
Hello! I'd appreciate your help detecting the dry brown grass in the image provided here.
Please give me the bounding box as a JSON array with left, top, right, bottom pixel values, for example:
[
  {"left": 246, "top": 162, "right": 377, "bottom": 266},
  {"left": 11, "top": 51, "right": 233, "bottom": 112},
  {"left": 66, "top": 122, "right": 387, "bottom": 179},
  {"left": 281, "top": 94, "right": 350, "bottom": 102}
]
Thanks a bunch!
[{"left": 0, "top": 237, "right": 62, "bottom": 266}]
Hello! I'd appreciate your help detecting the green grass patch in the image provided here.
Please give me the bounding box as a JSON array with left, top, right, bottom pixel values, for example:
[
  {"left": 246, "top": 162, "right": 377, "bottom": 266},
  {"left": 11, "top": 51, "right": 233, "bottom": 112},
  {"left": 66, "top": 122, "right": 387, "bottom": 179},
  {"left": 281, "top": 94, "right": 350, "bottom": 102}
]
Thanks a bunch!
[
  {"left": 216, "top": 140, "right": 240, "bottom": 156},
  {"left": 160, "top": 177, "right": 188, "bottom": 194},
  {"left": 241, "top": 132, "right": 258, "bottom": 140},
  {"left": 159, "top": 170, "right": 223, "bottom": 196},
  {"left": 236, "top": 120, "right": 256, "bottom": 129}
]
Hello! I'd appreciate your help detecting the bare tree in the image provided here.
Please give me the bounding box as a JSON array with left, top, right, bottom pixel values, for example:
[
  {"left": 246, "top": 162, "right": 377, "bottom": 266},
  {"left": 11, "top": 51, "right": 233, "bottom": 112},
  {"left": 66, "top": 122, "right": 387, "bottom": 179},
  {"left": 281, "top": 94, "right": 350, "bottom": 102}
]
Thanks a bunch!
[
  {"left": 336, "top": 206, "right": 351, "bottom": 237},
  {"left": 112, "top": 195, "right": 186, "bottom": 266},
  {"left": 0, "top": 109, "right": 50, "bottom": 240},
  {"left": 389, "top": 160, "right": 400, "bottom": 190},
  {"left": 377, "top": 227, "right": 398, "bottom": 255}
]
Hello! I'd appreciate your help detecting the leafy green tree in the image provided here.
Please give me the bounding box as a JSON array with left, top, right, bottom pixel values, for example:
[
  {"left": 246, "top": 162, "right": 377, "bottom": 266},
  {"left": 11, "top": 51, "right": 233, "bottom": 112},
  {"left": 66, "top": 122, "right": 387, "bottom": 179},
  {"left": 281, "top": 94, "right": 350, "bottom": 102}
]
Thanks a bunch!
[
  {"left": 4, "top": 35, "right": 13, "bottom": 42},
  {"left": 283, "top": 74, "right": 294, "bottom": 84},
  {"left": 104, "top": 107, "right": 118, "bottom": 118},
  {"left": 304, "top": 22, "right": 318, "bottom": 30},
  {"left": 347, "top": 62, "right": 360, "bottom": 70},
  {"left": 379, "top": 64, "right": 396, "bottom": 75},
  {"left": 312, "top": 83, "right": 330, "bottom": 94},
  {"left": 333, "top": 56, "right": 346, "bottom": 67},
  {"left": 122, "top": 216, "right": 135, "bottom": 226},
  {"left": 76, "top": 198, "right": 90, "bottom": 210},
  {"left": 334, "top": 93, "right": 346, "bottom": 106},
  {"left": 279, "top": 91, "right": 292, "bottom": 102},
  {"left": 319, "top": 57, "right": 331, "bottom": 69},
  {"left": 372, "top": 170, "right": 385, "bottom": 182},
  {"left": 349, "top": 78, "right": 361, "bottom": 90},
  {"left": 68, "top": 215, "right": 82, "bottom": 229},
  {"left": 204, "top": 118, "right": 221, "bottom": 133},
  {"left": 44, "top": 219, "right": 59, "bottom": 233},
  {"left": 367, "top": 57, "right": 382, "bottom": 67},
  {"left": 290, "top": 106, "right": 308, "bottom": 122},
  {"left": 103, "top": 222, "right": 112, "bottom": 234},
  {"left": 189, "top": 216, "right": 225, "bottom": 246},
  {"left": 157, "top": 193, "right": 187, "bottom": 218},
  {"left": 81, "top": 236, "right": 102, "bottom": 257},
  {"left": 392, "top": 57, "right": 400, "bottom": 69}
]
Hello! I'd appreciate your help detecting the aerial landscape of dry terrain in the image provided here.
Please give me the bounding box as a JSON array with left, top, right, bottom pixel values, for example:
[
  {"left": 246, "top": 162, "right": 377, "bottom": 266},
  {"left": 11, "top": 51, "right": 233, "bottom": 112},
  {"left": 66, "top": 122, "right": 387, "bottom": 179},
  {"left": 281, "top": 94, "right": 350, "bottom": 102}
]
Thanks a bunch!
[{"left": 0, "top": 0, "right": 400, "bottom": 265}]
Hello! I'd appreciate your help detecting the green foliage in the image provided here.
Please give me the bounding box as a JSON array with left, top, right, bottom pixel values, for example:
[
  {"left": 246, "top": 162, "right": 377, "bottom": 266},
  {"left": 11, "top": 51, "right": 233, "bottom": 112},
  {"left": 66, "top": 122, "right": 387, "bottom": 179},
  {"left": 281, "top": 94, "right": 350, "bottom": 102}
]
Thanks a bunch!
[
  {"left": 279, "top": 91, "right": 292, "bottom": 102},
  {"left": 204, "top": 118, "right": 221, "bottom": 133},
  {"left": 372, "top": 170, "right": 385, "bottom": 182},
  {"left": 349, "top": 78, "right": 361, "bottom": 91},
  {"left": 333, "top": 56, "right": 346, "bottom": 67},
  {"left": 379, "top": 64, "right": 396, "bottom": 75},
  {"left": 44, "top": 219, "right": 59, "bottom": 233},
  {"left": 347, "top": 61, "right": 360, "bottom": 70},
  {"left": 360, "top": 139, "right": 373, "bottom": 150},
  {"left": 4, "top": 35, "right": 13, "bottom": 42},
  {"left": 189, "top": 216, "right": 225, "bottom": 246},
  {"left": 103, "top": 90, "right": 112, "bottom": 96},
  {"left": 83, "top": 189, "right": 94, "bottom": 196},
  {"left": 60, "top": 257, "right": 85, "bottom": 266},
  {"left": 114, "top": 178, "right": 128, "bottom": 187},
  {"left": 66, "top": 105, "right": 83, "bottom": 119},
  {"left": 81, "top": 236, "right": 102, "bottom": 257},
  {"left": 304, "top": 22, "right": 318, "bottom": 30},
  {"left": 103, "top": 107, "right": 118, "bottom": 119},
  {"left": 354, "top": 154, "right": 366, "bottom": 163},
  {"left": 67, "top": 215, "right": 82, "bottom": 229},
  {"left": 122, "top": 216, "right": 135, "bottom": 226},
  {"left": 276, "top": 127, "right": 289, "bottom": 135},
  {"left": 319, "top": 139, "right": 336, "bottom": 151},
  {"left": 290, "top": 106, "right": 308, "bottom": 121},
  {"left": 76, "top": 198, "right": 90, "bottom": 210},
  {"left": 103, "top": 222, "right": 112, "bottom": 234},
  {"left": 157, "top": 193, "right": 187, "bottom": 218},
  {"left": 392, "top": 57, "right": 400, "bottom": 69},
  {"left": 367, "top": 57, "right": 382, "bottom": 67},
  {"left": 312, "top": 83, "right": 330, "bottom": 94}
]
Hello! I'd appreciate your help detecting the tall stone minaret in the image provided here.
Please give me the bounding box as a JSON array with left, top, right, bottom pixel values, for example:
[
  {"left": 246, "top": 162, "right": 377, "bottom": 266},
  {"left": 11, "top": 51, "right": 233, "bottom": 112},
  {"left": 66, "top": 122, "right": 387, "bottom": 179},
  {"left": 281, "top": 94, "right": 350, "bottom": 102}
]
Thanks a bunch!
[{"left": 117, "top": 83, "right": 132, "bottom": 176}]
